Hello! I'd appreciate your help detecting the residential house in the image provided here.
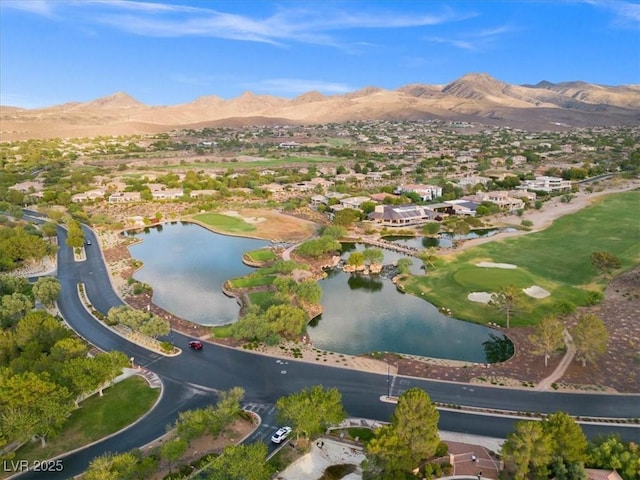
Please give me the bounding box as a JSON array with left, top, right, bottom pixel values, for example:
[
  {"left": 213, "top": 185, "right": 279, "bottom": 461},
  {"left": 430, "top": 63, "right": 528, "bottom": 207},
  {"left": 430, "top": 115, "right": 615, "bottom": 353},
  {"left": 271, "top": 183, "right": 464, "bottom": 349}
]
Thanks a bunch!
[
  {"left": 585, "top": 469, "right": 624, "bottom": 480},
  {"left": 365, "top": 171, "right": 385, "bottom": 182},
  {"left": 519, "top": 176, "right": 572, "bottom": 193},
  {"left": 336, "top": 196, "right": 372, "bottom": 210},
  {"left": 369, "top": 192, "right": 396, "bottom": 203},
  {"left": 9, "top": 181, "right": 44, "bottom": 193},
  {"left": 466, "top": 191, "right": 525, "bottom": 212},
  {"left": 310, "top": 194, "right": 328, "bottom": 207},
  {"left": 442, "top": 199, "right": 478, "bottom": 216},
  {"left": 279, "top": 141, "right": 300, "bottom": 148},
  {"left": 71, "top": 189, "right": 106, "bottom": 203},
  {"left": 395, "top": 184, "right": 443, "bottom": 201},
  {"left": 108, "top": 192, "right": 141, "bottom": 203},
  {"left": 368, "top": 204, "right": 435, "bottom": 227},
  {"left": 189, "top": 190, "right": 218, "bottom": 198},
  {"left": 457, "top": 176, "right": 491, "bottom": 188},
  {"left": 152, "top": 188, "right": 184, "bottom": 200}
]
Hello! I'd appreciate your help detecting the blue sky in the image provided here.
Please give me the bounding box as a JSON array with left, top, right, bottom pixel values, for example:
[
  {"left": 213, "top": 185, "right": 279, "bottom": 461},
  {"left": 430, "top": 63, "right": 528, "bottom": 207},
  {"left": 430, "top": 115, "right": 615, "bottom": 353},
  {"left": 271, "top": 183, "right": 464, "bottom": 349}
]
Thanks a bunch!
[{"left": 1, "top": 0, "right": 639, "bottom": 108}]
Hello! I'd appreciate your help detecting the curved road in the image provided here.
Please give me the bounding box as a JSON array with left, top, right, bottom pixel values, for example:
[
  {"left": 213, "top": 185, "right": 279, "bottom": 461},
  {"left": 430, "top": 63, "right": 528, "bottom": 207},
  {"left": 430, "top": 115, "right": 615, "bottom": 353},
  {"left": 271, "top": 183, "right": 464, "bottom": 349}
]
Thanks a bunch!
[{"left": 15, "top": 223, "right": 640, "bottom": 479}]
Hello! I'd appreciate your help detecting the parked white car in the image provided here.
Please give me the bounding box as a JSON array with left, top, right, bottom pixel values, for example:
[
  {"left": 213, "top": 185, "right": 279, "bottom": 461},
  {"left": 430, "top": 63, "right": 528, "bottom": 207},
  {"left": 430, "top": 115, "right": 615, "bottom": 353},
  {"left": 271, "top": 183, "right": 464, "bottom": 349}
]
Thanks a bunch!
[{"left": 271, "top": 426, "right": 292, "bottom": 444}]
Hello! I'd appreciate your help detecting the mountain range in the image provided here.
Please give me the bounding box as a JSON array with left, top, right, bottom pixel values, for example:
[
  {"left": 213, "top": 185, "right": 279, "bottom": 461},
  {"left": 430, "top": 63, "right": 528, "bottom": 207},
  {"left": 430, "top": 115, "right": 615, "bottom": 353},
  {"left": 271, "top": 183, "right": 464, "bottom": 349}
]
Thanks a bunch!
[{"left": 2, "top": 73, "right": 639, "bottom": 140}]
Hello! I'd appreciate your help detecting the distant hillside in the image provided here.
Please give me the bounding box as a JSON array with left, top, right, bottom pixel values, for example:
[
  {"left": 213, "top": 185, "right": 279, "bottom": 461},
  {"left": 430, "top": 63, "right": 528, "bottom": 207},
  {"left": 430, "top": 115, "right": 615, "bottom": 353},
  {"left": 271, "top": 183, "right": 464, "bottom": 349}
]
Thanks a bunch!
[{"left": 2, "top": 73, "right": 639, "bottom": 140}]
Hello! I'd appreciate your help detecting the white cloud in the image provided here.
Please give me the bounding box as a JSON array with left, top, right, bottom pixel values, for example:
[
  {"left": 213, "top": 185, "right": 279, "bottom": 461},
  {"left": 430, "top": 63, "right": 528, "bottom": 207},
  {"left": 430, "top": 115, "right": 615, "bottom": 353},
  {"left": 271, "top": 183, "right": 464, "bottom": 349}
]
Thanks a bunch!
[
  {"left": 575, "top": 0, "right": 640, "bottom": 25},
  {"left": 242, "top": 78, "right": 355, "bottom": 96},
  {"left": 1, "top": 0, "right": 57, "bottom": 18},
  {"left": 424, "top": 23, "right": 515, "bottom": 52},
  {"left": 3, "top": 1, "right": 472, "bottom": 49}
]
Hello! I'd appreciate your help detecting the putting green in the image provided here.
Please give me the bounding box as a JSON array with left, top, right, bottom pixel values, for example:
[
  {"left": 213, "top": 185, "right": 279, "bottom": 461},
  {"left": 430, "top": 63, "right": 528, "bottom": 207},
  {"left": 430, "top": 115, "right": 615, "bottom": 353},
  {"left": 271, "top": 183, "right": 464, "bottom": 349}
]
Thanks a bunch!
[{"left": 453, "top": 266, "right": 534, "bottom": 291}]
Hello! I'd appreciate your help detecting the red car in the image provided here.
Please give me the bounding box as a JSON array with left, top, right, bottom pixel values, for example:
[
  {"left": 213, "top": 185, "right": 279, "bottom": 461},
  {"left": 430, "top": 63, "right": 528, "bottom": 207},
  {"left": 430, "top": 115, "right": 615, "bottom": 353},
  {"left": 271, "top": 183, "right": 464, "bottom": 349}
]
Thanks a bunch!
[{"left": 188, "top": 340, "right": 203, "bottom": 350}]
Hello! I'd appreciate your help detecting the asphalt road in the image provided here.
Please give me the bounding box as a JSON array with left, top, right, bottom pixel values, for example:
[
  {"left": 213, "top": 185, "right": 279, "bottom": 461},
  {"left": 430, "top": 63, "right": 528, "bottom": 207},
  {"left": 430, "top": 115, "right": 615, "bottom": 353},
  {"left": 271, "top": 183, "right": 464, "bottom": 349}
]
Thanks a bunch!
[{"left": 12, "top": 222, "right": 640, "bottom": 479}]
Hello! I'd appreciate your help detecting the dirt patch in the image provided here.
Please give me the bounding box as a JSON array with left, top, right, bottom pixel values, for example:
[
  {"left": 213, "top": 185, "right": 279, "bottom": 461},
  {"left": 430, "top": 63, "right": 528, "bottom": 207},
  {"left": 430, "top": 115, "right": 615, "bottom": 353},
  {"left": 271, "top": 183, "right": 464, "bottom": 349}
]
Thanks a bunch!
[
  {"left": 203, "top": 208, "right": 317, "bottom": 242},
  {"left": 559, "top": 268, "right": 640, "bottom": 393},
  {"left": 243, "top": 209, "right": 317, "bottom": 242}
]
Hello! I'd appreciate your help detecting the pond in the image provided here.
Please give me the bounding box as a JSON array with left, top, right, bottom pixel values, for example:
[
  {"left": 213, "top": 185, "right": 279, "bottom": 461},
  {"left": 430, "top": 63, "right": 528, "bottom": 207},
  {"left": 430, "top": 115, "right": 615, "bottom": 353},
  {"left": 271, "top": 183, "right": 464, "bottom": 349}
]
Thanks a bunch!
[
  {"left": 127, "top": 223, "right": 510, "bottom": 362},
  {"left": 384, "top": 228, "right": 517, "bottom": 249},
  {"left": 308, "top": 243, "right": 504, "bottom": 363},
  {"left": 128, "top": 222, "right": 268, "bottom": 326}
]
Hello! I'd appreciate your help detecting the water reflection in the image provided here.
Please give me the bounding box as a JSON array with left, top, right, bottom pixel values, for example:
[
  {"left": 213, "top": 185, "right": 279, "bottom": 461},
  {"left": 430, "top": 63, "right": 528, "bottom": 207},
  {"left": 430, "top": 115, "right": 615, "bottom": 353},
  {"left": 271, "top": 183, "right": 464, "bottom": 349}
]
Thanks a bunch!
[
  {"left": 128, "top": 222, "right": 268, "bottom": 326},
  {"left": 483, "top": 333, "right": 515, "bottom": 363},
  {"left": 384, "top": 228, "right": 517, "bottom": 250},
  {"left": 311, "top": 264, "right": 506, "bottom": 363},
  {"left": 126, "top": 223, "right": 511, "bottom": 362},
  {"left": 347, "top": 274, "right": 384, "bottom": 292}
]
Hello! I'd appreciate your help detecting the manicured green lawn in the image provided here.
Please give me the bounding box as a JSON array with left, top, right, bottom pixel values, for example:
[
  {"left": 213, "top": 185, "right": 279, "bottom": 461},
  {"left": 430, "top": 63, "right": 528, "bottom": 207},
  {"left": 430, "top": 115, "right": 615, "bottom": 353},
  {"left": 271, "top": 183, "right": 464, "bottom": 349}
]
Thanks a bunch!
[
  {"left": 14, "top": 376, "right": 159, "bottom": 464},
  {"left": 248, "top": 290, "right": 283, "bottom": 310},
  {"left": 164, "top": 155, "right": 341, "bottom": 171},
  {"left": 402, "top": 191, "right": 640, "bottom": 327},
  {"left": 212, "top": 323, "right": 234, "bottom": 338},
  {"left": 193, "top": 213, "right": 256, "bottom": 234},
  {"left": 228, "top": 275, "right": 276, "bottom": 288},
  {"left": 245, "top": 248, "right": 277, "bottom": 262},
  {"left": 452, "top": 266, "right": 534, "bottom": 290}
]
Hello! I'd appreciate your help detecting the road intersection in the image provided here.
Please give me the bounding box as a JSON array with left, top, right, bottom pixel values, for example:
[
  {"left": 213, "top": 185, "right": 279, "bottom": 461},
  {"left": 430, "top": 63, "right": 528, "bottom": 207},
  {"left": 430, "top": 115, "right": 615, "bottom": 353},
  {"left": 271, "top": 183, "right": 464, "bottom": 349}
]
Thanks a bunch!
[{"left": 14, "top": 221, "right": 640, "bottom": 479}]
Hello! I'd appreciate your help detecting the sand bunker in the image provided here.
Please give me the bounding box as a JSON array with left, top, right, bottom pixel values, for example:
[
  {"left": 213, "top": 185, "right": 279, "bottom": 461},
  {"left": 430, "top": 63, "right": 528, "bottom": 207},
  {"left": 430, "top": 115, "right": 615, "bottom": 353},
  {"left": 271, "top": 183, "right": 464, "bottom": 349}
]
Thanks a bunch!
[
  {"left": 476, "top": 262, "right": 517, "bottom": 269},
  {"left": 222, "top": 210, "right": 265, "bottom": 224},
  {"left": 468, "top": 292, "right": 493, "bottom": 303},
  {"left": 523, "top": 285, "right": 550, "bottom": 298}
]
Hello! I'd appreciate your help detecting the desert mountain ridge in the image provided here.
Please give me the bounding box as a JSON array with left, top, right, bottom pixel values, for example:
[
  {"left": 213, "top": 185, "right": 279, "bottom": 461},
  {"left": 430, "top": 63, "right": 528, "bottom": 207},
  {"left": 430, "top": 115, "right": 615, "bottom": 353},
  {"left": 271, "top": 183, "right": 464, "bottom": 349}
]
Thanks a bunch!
[{"left": 2, "top": 73, "right": 639, "bottom": 140}]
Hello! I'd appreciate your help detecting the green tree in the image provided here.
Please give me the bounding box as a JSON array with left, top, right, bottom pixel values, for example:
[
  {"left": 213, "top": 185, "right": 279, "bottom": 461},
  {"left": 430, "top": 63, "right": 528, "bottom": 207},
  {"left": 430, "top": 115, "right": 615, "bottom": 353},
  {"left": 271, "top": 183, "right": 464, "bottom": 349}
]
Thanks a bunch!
[
  {"left": 49, "top": 337, "right": 88, "bottom": 363},
  {"left": 160, "top": 437, "right": 188, "bottom": 474},
  {"left": 588, "top": 434, "right": 640, "bottom": 480},
  {"left": 421, "top": 222, "right": 440, "bottom": 236},
  {"left": 364, "top": 388, "right": 440, "bottom": 478},
  {"left": 65, "top": 219, "right": 85, "bottom": 249},
  {"left": 542, "top": 412, "right": 587, "bottom": 464},
  {"left": 396, "top": 258, "right": 413, "bottom": 275},
  {"left": 264, "top": 304, "right": 307, "bottom": 338},
  {"left": 13, "top": 310, "right": 68, "bottom": 353},
  {"left": 107, "top": 305, "right": 169, "bottom": 338},
  {"left": 296, "top": 237, "right": 341, "bottom": 258},
  {"left": 501, "top": 420, "right": 554, "bottom": 480},
  {"left": 32, "top": 276, "right": 61, "bottom": 308},
  {"left": 41, "top": 222, "right": 58, "bottom": 238},
  {"left": 83, "top": 451, "right": 141, "bottom": 480},
  {"left": 276, "top": 385, "right": 346, "bottom": 442},
  {"left": 333, "top": 208, "right": 360, "bottom": 227},
  {"left": 0, "top": 371, "right": 73, "bottom": 447},
  {"left": 347, "top": 251, "right": 365, "bottom": 268},
  {"left": 528, "top": 315, "right": 565, "bottom": 367},
  {"left": 489, "top": 285, "right": 527, "bottom": 328},
  {"left": 320, "top": 225, "right": 347, "bottom": 240},
  {"left": 360, "top": 201, "right": 377, "bottom": 215},
  {"left": 0, "top": 293, "right": 33, "bottom": 328},
  {"left": 174, "top": 406, "right": 216, "bottom": 443},
  {"left": 293, "top": 280, "right": 322, "bottom": 305},
  {"left": 215, "top": 386, "right": 245, "bottom": 425},
  {"left": 571, "top": 314, "right": 608, "bottom": 367},
  {"left": 362, "top": 248, "right": 384, "bottom": 266},
  {"left": 137, "top": 315, "right": 170, "bottom": 338},
  {"left": 206, "top": 443, "right": 272, "bottom": 480},
  {"left": 417, "top": 248, "right": 439, "bottom": 272},
  {"left": 230, "top": 309, "right": 272, "bottom": 343}
]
